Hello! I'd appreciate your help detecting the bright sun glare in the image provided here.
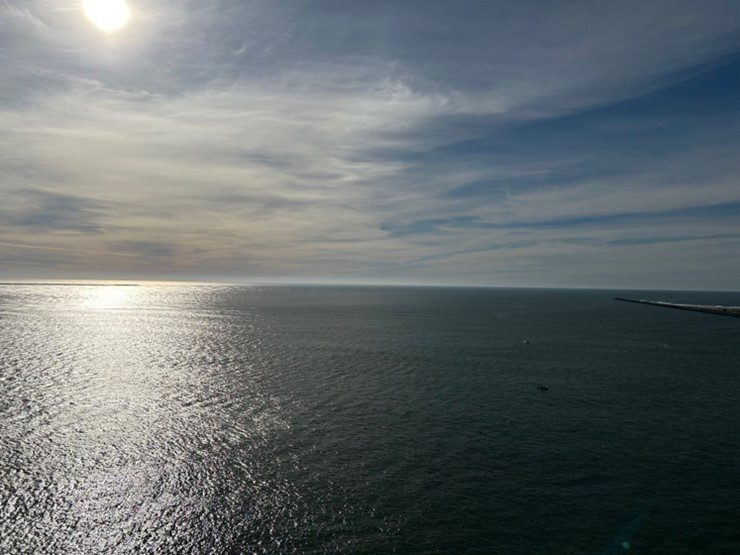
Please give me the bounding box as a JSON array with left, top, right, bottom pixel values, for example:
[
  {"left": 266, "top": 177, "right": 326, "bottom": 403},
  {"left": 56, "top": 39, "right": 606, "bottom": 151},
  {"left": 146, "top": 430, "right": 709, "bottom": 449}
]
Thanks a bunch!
[{"left": 82, "top": 0, "right": 131, "bottom": 33}]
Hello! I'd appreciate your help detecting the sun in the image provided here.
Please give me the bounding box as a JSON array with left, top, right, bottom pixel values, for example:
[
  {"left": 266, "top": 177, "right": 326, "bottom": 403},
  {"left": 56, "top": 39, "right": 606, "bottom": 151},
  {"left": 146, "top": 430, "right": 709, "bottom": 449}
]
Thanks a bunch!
[{"left": 82, "top": 0, "right": 131, "bottom": 33}]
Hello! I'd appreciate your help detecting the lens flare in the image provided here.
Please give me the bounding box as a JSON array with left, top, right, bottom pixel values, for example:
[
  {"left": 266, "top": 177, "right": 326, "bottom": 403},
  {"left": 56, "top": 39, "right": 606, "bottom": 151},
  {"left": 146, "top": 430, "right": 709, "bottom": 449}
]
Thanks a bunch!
[{"left": 82, "top": 0, "right": 131, "bottom": 33}]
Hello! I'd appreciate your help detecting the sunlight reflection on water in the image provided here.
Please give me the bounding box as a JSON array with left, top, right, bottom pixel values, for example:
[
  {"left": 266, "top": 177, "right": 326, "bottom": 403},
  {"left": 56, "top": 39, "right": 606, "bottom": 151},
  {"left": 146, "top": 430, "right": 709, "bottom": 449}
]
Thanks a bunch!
[
  {"left": 80, "top": 285, "right": 137, "bottom": 310},
  {"left": 1, "top": 285, "right": 303, "bottom": 553}
]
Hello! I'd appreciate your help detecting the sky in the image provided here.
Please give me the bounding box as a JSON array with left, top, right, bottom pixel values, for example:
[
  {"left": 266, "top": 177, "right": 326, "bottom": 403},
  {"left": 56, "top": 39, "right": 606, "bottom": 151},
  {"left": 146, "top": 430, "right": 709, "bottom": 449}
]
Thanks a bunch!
[{"left": 1, "top": 0, "right": 739, "bottom": 289}]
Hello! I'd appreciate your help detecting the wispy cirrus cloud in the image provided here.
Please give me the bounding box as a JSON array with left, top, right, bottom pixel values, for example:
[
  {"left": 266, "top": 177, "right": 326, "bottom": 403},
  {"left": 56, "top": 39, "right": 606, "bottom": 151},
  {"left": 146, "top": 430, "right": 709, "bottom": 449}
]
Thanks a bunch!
[
  {"left": 0, "top": 0, "right": 738, "bottom": 288},
  {"left": 0, "top": 188, "right": 108, "bottom": 233}
]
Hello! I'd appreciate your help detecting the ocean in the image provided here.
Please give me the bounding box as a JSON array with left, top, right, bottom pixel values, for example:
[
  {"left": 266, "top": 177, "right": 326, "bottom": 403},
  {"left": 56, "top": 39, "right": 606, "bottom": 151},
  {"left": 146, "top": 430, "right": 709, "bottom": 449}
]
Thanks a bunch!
[{"left": 1, "top": 285, "right": 737, "bottom": 553}]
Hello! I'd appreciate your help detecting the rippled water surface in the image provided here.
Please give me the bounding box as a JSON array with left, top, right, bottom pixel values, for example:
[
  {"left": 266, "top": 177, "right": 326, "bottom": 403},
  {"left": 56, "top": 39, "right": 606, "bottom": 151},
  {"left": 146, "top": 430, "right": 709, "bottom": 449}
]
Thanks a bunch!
[{"left": 1, "top": 285, "right": 738, "bottom": 553}]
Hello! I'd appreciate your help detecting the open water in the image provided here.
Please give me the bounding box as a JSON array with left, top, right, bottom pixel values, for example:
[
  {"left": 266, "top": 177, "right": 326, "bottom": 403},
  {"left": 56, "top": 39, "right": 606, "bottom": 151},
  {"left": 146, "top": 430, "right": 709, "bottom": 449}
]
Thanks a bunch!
[{"left": 0, "top": 285, "right": 738, "bottom": 553}]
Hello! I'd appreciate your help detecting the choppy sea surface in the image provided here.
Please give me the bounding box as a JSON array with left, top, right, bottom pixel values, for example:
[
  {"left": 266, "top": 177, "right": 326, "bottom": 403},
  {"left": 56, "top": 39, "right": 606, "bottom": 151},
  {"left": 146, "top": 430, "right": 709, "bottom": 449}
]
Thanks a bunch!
[{"left": 1, "top": 285, "right": 738, "bottom": 554}]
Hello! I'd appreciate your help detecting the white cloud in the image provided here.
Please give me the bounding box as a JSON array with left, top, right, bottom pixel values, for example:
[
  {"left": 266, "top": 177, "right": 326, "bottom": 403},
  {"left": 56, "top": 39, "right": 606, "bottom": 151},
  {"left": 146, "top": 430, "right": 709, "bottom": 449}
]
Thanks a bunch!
[{"left": 0, "top": 0, "right": 738, "bottom": 288}]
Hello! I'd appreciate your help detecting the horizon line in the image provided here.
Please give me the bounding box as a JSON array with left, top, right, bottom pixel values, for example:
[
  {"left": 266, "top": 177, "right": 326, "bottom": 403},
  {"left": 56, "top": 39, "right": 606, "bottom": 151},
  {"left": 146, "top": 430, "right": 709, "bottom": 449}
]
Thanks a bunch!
[{"left": 0, "top": 279, "right": 738, "bottom": 294}]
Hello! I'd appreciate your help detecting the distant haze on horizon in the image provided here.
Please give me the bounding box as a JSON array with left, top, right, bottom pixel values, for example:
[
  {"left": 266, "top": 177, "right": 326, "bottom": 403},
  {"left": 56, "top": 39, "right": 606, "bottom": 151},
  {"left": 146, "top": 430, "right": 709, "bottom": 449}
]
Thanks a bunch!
[{"left": 1, "top": 1, "right": 738, "bottom": 290}]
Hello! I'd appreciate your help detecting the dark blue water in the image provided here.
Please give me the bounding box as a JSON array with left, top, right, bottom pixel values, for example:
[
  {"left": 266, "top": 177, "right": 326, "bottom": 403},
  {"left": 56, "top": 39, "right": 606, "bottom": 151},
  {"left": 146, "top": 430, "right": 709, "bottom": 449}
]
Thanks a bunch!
[{"left": 1, "top": 285, "right": 738, "bottom": 553}]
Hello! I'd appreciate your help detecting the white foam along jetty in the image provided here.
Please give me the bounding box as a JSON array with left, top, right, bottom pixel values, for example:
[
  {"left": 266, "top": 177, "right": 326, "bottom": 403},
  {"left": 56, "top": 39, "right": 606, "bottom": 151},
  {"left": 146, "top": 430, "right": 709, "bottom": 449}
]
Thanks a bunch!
[{"left": 614, "top": 297, "right": 740, "bottom": 318}]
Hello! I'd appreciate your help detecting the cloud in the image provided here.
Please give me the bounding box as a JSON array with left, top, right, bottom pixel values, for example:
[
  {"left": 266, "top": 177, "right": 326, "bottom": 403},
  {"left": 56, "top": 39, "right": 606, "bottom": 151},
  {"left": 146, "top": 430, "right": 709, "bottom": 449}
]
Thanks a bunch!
[
  {"left": 0, "top": 188, "right": 108, "bottom": 233},
  {"left": 0, "top": 1, "right": 738, "bottom": 288},
  {"left": 110, "top": 240, "right": 177, "bottom": 259}
]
